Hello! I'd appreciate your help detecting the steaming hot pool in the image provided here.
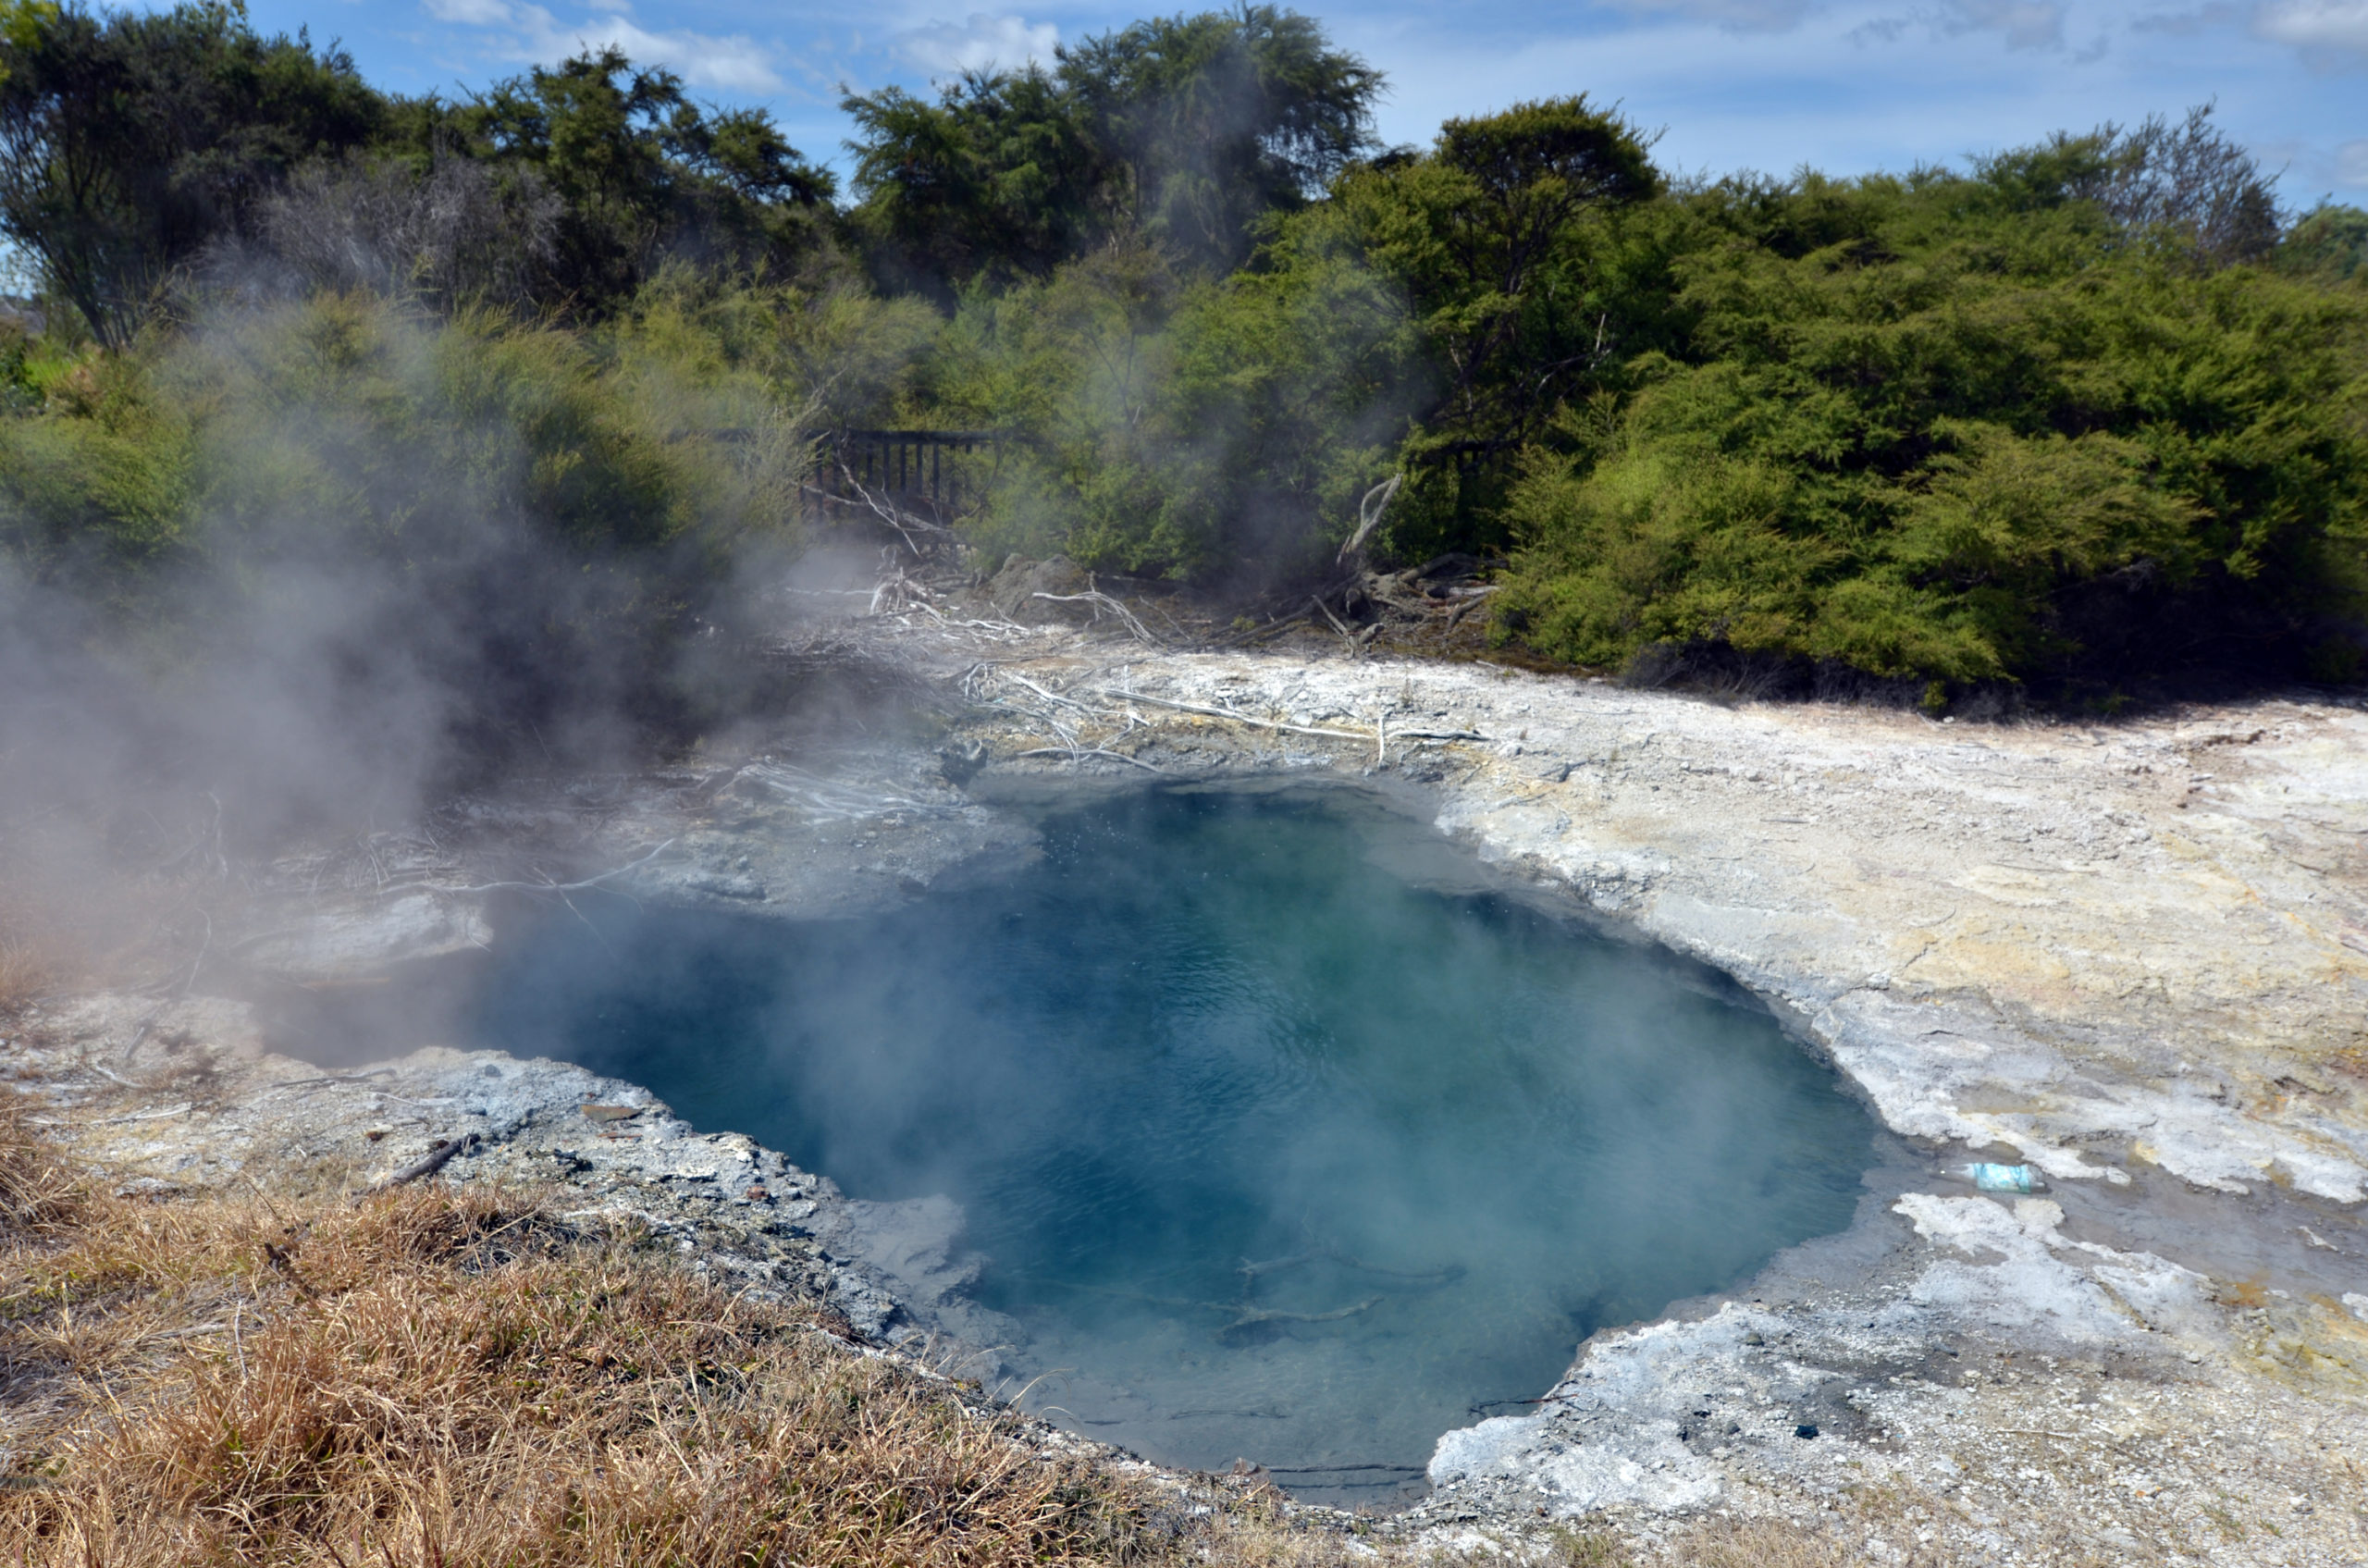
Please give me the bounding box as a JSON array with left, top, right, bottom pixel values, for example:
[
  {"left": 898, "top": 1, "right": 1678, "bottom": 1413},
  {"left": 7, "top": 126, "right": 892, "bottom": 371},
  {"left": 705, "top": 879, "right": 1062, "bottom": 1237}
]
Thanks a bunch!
[{"left": 472, "top": 786, "right": 1878, "bottom": 1501}]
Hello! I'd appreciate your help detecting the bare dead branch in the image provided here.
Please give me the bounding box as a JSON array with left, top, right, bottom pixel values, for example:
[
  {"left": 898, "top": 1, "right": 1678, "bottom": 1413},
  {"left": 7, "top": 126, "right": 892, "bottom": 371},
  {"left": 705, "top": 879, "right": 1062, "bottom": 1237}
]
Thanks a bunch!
[
  {"left": 453, "top": 839, "right": 675, "bottom": 896},
  {"left": 1101, "top": 688, "right": 1490, "bottom": 744},
  {"left": 1337, "top": 474, "right": 1403, "bottom": 567},
  {"left": 1028, "top": 590, "right": 1162, "bottom": 647},
  {"left": 356, "top": 1132, "right": 479, "bottom": 1202},
  {"left": 834, "top": 464, "right": 953, "bottom": 557},
  {"left": 1014, "top": 747, "right": 1165, "bottom": 773}
]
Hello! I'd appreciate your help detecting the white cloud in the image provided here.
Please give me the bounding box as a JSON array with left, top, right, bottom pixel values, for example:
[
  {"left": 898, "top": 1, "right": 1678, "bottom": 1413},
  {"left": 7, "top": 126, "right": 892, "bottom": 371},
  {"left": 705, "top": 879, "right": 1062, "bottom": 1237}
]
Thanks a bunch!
[
  {"left": 1601, "top": 0, "right": 1819, "bottom": 32},
  {"left": 424, "top": 0, "right": 517, "bottom": 26},
  {"left": 1846, "top": 0, "right": 2068, "bottom": 53},
  {"left": 893, "top": 13, "right": 1060, "bottom": 75},
  {"left": 1938, "top": 0, "right": 2070, "bottom": 49},
  {"left": 420, "top": 0, "right": 786, "bottom": 93},
  {"left": 2339, "top": 139, "right": 2368, "bottom": 185},
  {"left": 2254, "top": 0, "right": 2368, "bottom": 59},
  {"left": 2128, "top": 2, "right": 2244, "bottom": 34}
]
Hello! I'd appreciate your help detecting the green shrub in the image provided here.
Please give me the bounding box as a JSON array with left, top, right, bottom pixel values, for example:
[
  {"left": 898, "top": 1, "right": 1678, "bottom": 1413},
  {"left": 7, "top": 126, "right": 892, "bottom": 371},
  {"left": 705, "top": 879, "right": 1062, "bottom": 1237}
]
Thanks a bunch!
[
  {"left": 1498, "top": 173, "right": 2368, "bottom": 692},
  {"left": 0, "top": 288, "right": 819, "bottom": 772},
  {"left": 0, "top": 345, "right": 195, "bottom": 580},
  {"left": 919, "top": 233, "right": 1419, "bottom": 579}
]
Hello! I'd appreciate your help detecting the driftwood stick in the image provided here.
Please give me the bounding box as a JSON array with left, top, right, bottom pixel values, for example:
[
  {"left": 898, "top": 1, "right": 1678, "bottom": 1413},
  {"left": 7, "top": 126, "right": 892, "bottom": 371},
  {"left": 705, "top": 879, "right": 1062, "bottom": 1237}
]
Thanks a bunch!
[
  {"left": 1320, "top": 1248, "right": 1462, "bottom": 1283},
  {"left": 835, "top": 464, "right": 951, "bottom": 555},
  {"left": 1336, "top": 474, "right": 1403, "bottom": 566},
  {"left": 1225, "top": 1297, "right": 1382, "bottom": 1330},
  {"left": 1104, "top": 689, "right": 1489, "bottom": 745},
  {"left": 999, "top": 672, "right": 1100, "bottom": 712},
  {"left": 356, "top": 1133, "right": 478, "bottom": 1202},
  {"left": 269, "top": 1069, "right": 397, "bottom": 1093},
  {"left": 1030, "top": 590, "right": 1161, "bottom": 646},
  {"left": 1103, "top": 691, "right": 1375, "bottom": 741},
  {"left": 454, "top": 840, "right": 674, "bottom": 896},
  {"left": 1014, "top": 747, "right": 1166, "bottom": 773},
  {"left": 97, "top": 1103, "right": 194, "bottom": 1125},
  {"left": 1467, "top": 1389, "right": 1581, "bottom": 1415}
]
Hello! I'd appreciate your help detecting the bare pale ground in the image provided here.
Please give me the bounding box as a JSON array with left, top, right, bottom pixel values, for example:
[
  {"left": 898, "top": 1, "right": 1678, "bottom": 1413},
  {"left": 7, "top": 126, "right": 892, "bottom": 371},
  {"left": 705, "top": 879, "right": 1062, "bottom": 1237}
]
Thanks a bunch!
[
  {"left": 3, "top": 603, "right": 2365, "bottom": 1563},
  {"left": 932, "top": 627, "right": 2368, "bottom": 1565}
]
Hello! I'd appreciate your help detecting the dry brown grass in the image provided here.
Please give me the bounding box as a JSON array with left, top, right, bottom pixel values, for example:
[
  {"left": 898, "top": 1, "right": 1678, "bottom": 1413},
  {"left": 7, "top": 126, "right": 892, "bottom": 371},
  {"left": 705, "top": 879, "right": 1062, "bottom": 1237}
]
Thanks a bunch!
[
  {"left": 0, "top": 1095, "right": 80, "bottom": 1238},
  {"left": 0, "top": 1098, "right": 1146, "bottom": 1567},
  {"left": 0, "top": 1100, "right": 2009, "bottom": 1568},
  {"left": 1662, "top": 1518, "right": 1881, "bottom": 1567}
]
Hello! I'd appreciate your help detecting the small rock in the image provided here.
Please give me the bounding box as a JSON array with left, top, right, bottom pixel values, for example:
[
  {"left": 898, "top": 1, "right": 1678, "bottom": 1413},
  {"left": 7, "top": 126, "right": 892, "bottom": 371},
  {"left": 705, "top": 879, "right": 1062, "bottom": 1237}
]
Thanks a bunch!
[{"left": 1794, "top": 1424, "right": 1819, "bottom": 1439}]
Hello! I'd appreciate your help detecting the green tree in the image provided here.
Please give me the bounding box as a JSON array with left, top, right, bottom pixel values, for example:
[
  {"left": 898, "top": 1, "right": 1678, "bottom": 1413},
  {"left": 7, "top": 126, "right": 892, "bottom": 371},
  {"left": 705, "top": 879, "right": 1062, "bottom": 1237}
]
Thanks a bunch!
[
  {"left": 2279, "top": 204, "right": 2368, "bottom": 283},
  {"left": 0, "top": 0, "right": 384, "bottom": 346},
  {"left": 425, "top": 47, "right": 834, "bottom": 311},
  {"left": 1057, "top": 4, "right": 1380, "bottom": 273},
  {"left": 841, "top": 5, "right": 1380, "bottom": 291},
  {"left": 2080, "top": 104, "right": 2280, "bottom": 268},
  {"left": 1317, "top": 96, "right": 1662, "bottom": 555},
  {"left": 840, "top": 67, "right": 1106, "bottom": 295}
]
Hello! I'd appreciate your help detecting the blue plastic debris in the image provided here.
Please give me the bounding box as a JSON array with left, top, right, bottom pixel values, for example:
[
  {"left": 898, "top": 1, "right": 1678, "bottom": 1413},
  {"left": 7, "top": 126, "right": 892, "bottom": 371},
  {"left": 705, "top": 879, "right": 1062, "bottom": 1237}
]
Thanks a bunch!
[{"left": 1965, "top": 1163, "right": 2044, "bottom": 1193}]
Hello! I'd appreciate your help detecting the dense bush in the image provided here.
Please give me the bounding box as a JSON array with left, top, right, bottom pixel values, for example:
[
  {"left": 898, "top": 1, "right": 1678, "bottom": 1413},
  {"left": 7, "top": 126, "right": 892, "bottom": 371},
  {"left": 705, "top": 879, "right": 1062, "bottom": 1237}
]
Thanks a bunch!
[
  {"left": 1494, "top": 164, "right": 2368, "bottom": 698},
  {"left": 0, "top": 287, "right": 815, "bottom": 796},
  {"left": 911, "top": 232, "right": 1419, "bottom": 581}
]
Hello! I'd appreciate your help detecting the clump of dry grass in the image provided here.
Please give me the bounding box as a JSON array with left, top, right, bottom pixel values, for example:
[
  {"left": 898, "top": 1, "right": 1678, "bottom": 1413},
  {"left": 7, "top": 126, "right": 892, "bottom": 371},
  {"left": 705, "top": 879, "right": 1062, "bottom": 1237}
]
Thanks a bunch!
[
  {"left": 0, "top": 1104, "right": 1147, "bottom": 1566},
  {"left": 0, "top": 1094, "right": 80, "bottom": 1239}
]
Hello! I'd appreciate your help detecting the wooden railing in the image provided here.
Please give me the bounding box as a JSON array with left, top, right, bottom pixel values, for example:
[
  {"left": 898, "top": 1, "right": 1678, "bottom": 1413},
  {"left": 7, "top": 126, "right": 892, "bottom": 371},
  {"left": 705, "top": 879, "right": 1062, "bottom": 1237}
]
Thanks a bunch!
[{"left": 815, "top": 428, "right": 1028, "bottom": 516}]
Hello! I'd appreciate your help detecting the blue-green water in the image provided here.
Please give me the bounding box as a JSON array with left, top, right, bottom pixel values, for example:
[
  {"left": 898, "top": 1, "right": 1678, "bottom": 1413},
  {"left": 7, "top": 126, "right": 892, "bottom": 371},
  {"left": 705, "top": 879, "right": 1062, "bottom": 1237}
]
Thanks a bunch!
[{"left": 472, "top": 786, "right": 1876, "bottom": 1500}]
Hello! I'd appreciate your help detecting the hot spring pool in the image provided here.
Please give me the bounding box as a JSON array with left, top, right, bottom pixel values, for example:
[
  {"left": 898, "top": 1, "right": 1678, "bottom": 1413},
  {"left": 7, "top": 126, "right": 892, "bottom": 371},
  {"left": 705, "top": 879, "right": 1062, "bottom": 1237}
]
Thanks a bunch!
[{"left": 471, "top": 785, "right": 1879, "bottom": 1500}]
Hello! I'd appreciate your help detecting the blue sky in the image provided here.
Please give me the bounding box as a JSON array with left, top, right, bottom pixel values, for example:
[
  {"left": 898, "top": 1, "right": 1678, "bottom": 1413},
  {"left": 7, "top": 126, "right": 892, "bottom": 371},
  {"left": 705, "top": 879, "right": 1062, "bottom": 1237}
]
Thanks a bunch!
[{"left": 239, "top": 0, "right": 2368, "bottom": 203}]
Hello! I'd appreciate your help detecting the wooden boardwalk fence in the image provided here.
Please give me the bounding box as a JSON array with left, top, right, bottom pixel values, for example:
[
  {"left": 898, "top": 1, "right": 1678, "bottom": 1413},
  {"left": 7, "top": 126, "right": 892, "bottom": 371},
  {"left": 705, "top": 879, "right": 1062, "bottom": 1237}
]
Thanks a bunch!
[{"left": 806, "top": 428, "right": 1028, "bottom": 524}]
